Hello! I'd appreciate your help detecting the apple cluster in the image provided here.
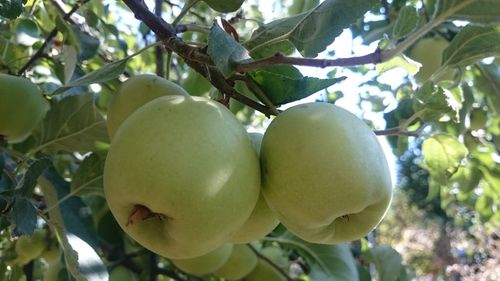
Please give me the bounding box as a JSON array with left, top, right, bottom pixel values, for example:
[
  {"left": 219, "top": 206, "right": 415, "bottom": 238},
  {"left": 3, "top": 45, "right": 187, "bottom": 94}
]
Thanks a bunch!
[{"left": 103, "top": 74, "right": 393, "bottom": 273}]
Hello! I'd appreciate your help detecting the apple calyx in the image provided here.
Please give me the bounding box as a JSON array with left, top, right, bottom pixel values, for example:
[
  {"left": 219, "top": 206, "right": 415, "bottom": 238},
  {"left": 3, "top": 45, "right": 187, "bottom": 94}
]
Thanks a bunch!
[{"left": 126, "top": 204, "right": 168, "bottom": 226}]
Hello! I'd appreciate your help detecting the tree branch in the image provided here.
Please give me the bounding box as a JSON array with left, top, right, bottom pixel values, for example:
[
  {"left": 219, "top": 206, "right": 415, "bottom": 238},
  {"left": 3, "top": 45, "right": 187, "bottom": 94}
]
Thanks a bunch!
[
  {"left": 235, "top": 49, "right": 383, "bottom": 73},
  {"left": 122, "top": 0, "right": 277, "bottom": 116},
  {"left": 17, "top": 0, "right": 90, "bottom": 76}
]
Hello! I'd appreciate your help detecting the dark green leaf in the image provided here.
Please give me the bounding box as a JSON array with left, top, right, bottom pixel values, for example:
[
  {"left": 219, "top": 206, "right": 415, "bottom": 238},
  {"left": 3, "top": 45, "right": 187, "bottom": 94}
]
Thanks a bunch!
[
  {"left": 71, "top": 26, "right": 100, "bottom": 60},
  {"left": 249, "top": 65, "right": 345, "bottom": 105},
  {"left": 202, "top": 0, "right": 244, "bottom": 12},
  {"left": 0, "top": 0, "right": 22, "bottom": 19},
  {"left": 10, "top": 197, "right": 37, "bottom": 236},
  {"left": 71, "top": 153, "right": 106, "bottom": 197},
  {"left": 392, "top": 6, "right": 418, "bottom": 39},
  {"left": 207, "top": 23, "right": 250, "bottom": 78},
  {"left": 439, "top": 0, "right": 500, "bottom": 24},
  {"left": 18, "top": 158, "right": 51, "bottom": 197},
  {"left": 32, "top": 93, "right": 109, "bottom": 153},
  {"left": 245, "top": 0, "right": 376, "bottom": 57},
  {"left": 442, "top": 25, "right": 500, "bottom": 68}
]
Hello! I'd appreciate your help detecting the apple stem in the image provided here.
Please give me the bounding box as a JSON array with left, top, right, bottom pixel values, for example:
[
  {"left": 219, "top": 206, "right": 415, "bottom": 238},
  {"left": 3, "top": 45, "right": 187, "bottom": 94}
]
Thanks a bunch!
[{"left": 126, "top": 204, "right": 168, "bottom": 226}]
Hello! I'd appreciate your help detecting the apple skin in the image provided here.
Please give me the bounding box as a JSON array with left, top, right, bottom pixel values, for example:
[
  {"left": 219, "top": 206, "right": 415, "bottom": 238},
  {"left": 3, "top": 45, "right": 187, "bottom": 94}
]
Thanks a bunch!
[
  {"left": 104, "top": 95, "right": 260, "bottom": 259},
  {"left": 109, "top": 265, "right": 137, "bottom": 281},
  {"left": 43, "top": 260, "right": 64, "bottom": 281},
  {"left": 230, "top": 132, "right": 279, "bottom": 243},
  {"left": 15, "top": 229, "right": 47, "bottom": 264},
  {"left": 171, "top": 243, "right": 233, "bottom": 276},
  {"left": 41, "top": 246, "right": 61, "bottom": 264},
  {"left": 106, "top": 74, "right": 188, "bottom": 139},
  {"left": 0, "top": 74, "right": 48, "bottom": 143},
  {"left": 260, "top": 103, "right": 392, "bottom": 244},
  {"left": 214, "top": 244, "right": 258, "bottom": 280},
  {"left": 242, "top": 259, "right": 286, "bottom": 281},
  {"left": 409, "top": 37, "right": 456, "bottom": 83}
]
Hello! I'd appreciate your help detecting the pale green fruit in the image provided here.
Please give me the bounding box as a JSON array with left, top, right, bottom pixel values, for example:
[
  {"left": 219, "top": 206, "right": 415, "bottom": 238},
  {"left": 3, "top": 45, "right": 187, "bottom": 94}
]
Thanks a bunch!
[
  {"left": 171, "top": 243, "right": 233, "bottom": 276},
  {"left": 43, "top": 260, "right": 64, "bottom": 281},
  {"left": 106, "top": 74, "right": 188, "bottom": 139},
  {"left": 242, "top": 259, "right": 286, "bottom": 281},
  {"left": 214, "top": 244, "right": 258, "bottom": 280},
  {"left": 409, "top": 37, "right": 456, "bottom": 83},
  {"left": 15, "top": 229, "right": 47, "bottom": 263},
  {"left": 109, "top": 265, "right": 137, "bottom": 281},
  {"left": 104, "top": 95, "right": 260, "bottom": 259},
  {"left": 469, "top": 108, "right": 487, "bottom": 130},
  {"left": 261, "top": 247, "right": 288, "bottom": 268},
  {"left": 231, "top": 133, "right": 279, "bottom": 243},
  {"left": 0, "top": 74, "right": 48, "bottom": 143},
  {"left": 261, "top": 103, "right": 392, "bottom": 244},
  {"left": 41, "top": 246, "right": 61, "bottom": 264}
]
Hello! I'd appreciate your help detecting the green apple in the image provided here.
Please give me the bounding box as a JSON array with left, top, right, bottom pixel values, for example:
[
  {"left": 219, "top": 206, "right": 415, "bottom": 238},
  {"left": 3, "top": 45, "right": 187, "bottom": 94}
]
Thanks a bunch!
[
  {"left": 469, "top": 108, "right": 487, "bottom": 130},
  {"left": 231, "top": 133, "right": 279, "bottom": 243},
  {"left": 242, "top": 259, "right": 286, "bottom": 281},
  {"left": 261, "top": 103, "right": 392, "bottom": 244},
  {"left": 15, "top": 229, "right": 47, "bottom": 263},
  {"left": 106, "top": 74, "right": 188, "bottom": 139},
  {"left": 171, "top": 243, "right": 233, "bottom": 276},
  {"left": 409, "top": 37, "right": 456, "bottom": 83},
  {"left": 43, "top": 260, "right": 64, "bottom": 281},
  {"left": 41, "top": 245, "right": 61, "bottom": 264},
  {"left": 109, "top": 265, "right": 137, "bottom": 281},
  {"left": 104, "top": 95, "right": 260, "bottom": 259},
  {"left": 214, "top": 244, "right": 258, "bottom": 280},
  {"left": 0, "top": 73, "right": 49, "bottom": 143}
]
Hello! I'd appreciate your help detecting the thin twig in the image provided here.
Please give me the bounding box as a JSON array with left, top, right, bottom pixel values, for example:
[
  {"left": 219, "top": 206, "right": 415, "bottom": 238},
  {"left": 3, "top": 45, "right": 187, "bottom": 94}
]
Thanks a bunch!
[
  {"left": 236, "top": 49, "right": 383, "bottom": 73},
  {"left": 17, "top": 0, "right": 91, "bottom": 75},
  {"left": 247, "top": 244, "right": 293, "bottom": 281}
]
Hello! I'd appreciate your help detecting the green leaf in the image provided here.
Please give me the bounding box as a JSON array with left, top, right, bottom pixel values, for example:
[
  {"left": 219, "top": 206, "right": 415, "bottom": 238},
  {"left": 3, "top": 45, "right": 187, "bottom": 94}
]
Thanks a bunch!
[
  {"left": 248, "top": 65, "right": 345, "bottom": 105},
  {"left": 33, "top": 93, "right": 109, "bottom": 154},
  {"left": 421, "top": 133, "right": 468, "bottom": 184},
  {"left": 475, "top": 63, "right": 500, "bottom": 114},
  {"left": 71, "top": 153, "right": 105, "bottom": 197},
  {"left": 392, "top": 6, "right": 418, "bottom": 39},
  {"left": 207, "top": 23, "right": 250, "bottom": 78},
  {"left": 282, "top": 233, "right": 359, "bottom": 281},
  {"left": 202, "top": 0, "right": 244, "bottom": 12},
  {"left": 38, "top": 170, "right": 105, "bottom": 281},
  {"left": 15, "top": 18, "right": 41, "bottom": 46},
  {"left": 52, "top": 59, "right": 128, "bottom": 95},
  {"left": 0, "top": 0, "right": 23, "bottom": 20},
  {"left": 61, "top": 45, "right": 78, "bottom": 84},
  {"left": 365, "top": 245, "right": 404, "bottom": 281},
  {"left": 413, "top": 82, "right": 462, "bottom": 121},
  {"left": 442, "top": 25, "right": 500, "bottom": 68},
  {"left": 71, "top": 26, "right": 100, "bottom": 61},
  {"left": 17, "top": 158, "right": 51, "bottom": 197},
  {"left": 10, "top": 197, "right": 36, "bottom": 236},
  {"left": 245, "top": 0, "right": 376, "bottom": 57},
  {"left": 441, "top": 0, "right": 500, "bottom": 24}
]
